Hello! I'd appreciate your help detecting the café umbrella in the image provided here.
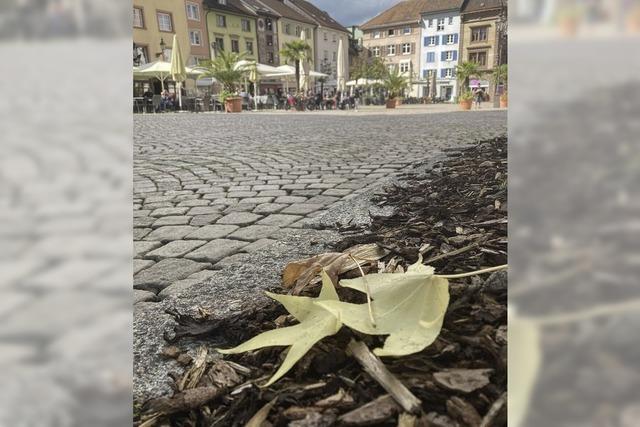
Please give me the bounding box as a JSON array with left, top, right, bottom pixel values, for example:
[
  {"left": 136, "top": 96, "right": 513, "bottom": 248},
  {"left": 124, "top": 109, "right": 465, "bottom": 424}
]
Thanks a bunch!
[
  {"left": 299, "top": 30, "right": 310, "bottom": 93},
  {"left": 170, "top": 34, "right": 187, "bottom": 109},
  {"left": 336, "top": 38, "right": 346, "bottom": 94}
]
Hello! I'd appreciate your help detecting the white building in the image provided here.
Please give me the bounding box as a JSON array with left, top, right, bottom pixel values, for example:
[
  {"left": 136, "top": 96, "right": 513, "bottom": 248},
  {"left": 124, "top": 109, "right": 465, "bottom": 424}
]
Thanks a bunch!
[
  {"left": 420, "top": 6, "right": 463, "bottom": 101},
  {"left": 286, "top": 0, "right": 349, "bottom": 91}
]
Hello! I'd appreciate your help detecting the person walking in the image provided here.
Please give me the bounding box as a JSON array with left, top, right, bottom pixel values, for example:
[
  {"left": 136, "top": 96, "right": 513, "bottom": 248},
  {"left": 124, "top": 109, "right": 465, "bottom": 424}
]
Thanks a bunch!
[{"left": 475, "top": 89, "right": 484, "bottom": 109}]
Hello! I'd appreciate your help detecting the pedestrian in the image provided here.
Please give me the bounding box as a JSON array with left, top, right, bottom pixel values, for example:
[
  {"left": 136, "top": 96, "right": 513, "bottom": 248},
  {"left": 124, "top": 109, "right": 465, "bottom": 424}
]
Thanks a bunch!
[{"left": 475, "top": 89, "right": 483, "bottom": 109}]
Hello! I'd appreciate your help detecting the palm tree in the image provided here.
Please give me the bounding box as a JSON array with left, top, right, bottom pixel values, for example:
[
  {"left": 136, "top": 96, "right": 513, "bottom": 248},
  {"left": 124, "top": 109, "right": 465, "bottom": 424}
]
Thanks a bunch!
[
  {"left": 199, "top": 50, "right": 248, "bottom": 94},
  {"left": 455, "top": 61, "right": 481, "bottom": 92},
  {"left": 383, "top": 67, "right": 409, "bottom": 100},
  {"left": 280, "top": 40, "right": 312, "bottom": 93},
  {"left": 493, "top": 64, "right": 508, "bottom": 92}
]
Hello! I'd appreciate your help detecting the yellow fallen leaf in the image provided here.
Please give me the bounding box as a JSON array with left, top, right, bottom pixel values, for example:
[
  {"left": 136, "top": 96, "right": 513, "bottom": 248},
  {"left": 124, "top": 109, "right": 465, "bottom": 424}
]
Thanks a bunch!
[
  {"left": 217, "top": 270, "right": 342, "bottom": 386},
  {"left": 316, "top": 257, "right": 449, "bottom": 357}
]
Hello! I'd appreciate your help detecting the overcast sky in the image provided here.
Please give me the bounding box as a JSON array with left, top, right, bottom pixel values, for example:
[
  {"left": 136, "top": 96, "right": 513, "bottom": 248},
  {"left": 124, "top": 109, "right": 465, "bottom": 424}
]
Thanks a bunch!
[{"left": 311, "top": 0, "right": 403, "bottom": 26}]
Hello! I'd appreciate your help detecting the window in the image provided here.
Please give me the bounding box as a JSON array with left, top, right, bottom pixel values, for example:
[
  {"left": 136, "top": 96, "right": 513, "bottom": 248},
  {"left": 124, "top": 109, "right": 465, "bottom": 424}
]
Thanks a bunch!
[
  {"left": 324, "top": 32, "right": 328, "bottom": 40},
  {"left": 387, "top": 64, "right": 396, "bottom": 73},
  {"left": 427, "top": 19, "right": 433, "bottom": 27},
  {"left": 266, "top": 34, "right": 273, "bottom": 46},
  {"left": 305, "top": 28, "right": 311, "bottom": 39},
  {"left": 133, "top": 45, "right": 149, "bottom": 65},
  {"left": 388, "top": 28, "right": 395, "bottom": 36},
  {"left": 245, "top": 40, "right": 253, "bottom": 54},
  {"left": 215, "top": 37, "right": 224, "bottom": 52},
  {"left": 373, "top": 30, "right": 380, "bottom": 38},
  {"left": 241, "top": 19, "right": 250, "bottom": 32},
  {"left": 218, "top": 0, "right": 226, "bottom": 4},
  {"left": 402, "top": 43, "right": 411, "bottom": 54},
  {"left": 133, "top": 7, "right": 144, "bottom": 28},
  {"left": 186, "top": 3, "right": 200, "bottom": 21},
  {"left": 267, "top": 52, "right": 274, "bottom": 63},
  {"left": 332, "top": 51, "right": 337, "bottom": 61},
  {"left": 157, "top": 12, "right": 173, "bottom": 32},
  {"left": 448, "top": 16, "right": 453, "bottom": 25},
  {"left": 266, "top": 18, "right": 273, "bottom": 31},
  {"left": 189, "top": 30, "right": 201, "bottom": 46},
  {"left": 426, "top": 52, "right": 435, "bottom": 63},
  {"left": 469, "top": 51, "right": 487, "bottom": 66},
  {"left": 372, "top": 46, "right": 380, "bottom": 57},
  {"left": 216, "top": 14, "right": 226, "bottom": 27},
  {"left": 445, "top": 51, "right": 454, "bottom": 61},
  {"left": 324, "top": 50, "right": 328, "bottom": 61},
  {"left": 387, "top": 44, "right": 396, "bottom": 55},
  {"left": 399, "top": 62, "right": 410, "bottom": 73},
  {"left": 445, "top": 34, "right": 454, "bottom": 44},
  {"left": 403, "top": 27, "right": 411, "bottom": 34},
  {"left": 295, "top": 26, "right": 301, "bottom": 36},
  {"left": 444, "top": 68, "right": 453, "bottom": 78},
  {"left": 284, "top": 24, "right": 291, "bottom": 35},
  {"left": 426, "top": 35, "right": 438, "bottom": 46},
  {"left": 231, "top": 39, "right": 239, "bottom": 53},
  {"left": 437, "top": 18, "right": 445, "bottom": 31},
  {"left": 332, "top": 34, "right": 336, "bottom": 42},
  {"left": 258, "top": 18, "right": 264, "bottom": 30},
  {"left": 471, "top": 26, "right": 489, "bottom": 42}
]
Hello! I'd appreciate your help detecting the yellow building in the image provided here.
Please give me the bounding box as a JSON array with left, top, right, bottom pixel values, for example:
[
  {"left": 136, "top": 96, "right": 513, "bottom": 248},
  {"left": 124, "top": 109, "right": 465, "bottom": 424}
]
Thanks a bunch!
[
  {"left": 133, "top": 0, "right": 190, "bottom": 65},
  {"left": 204, "top": 0, "right": 258, "bottom": 60}
]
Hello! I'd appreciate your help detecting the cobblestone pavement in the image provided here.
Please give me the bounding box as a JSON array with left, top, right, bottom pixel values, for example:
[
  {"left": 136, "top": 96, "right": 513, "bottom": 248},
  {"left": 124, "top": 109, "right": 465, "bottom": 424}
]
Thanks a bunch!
[{"left": 133, "top": 111, "right": 507, "bottom": 302}]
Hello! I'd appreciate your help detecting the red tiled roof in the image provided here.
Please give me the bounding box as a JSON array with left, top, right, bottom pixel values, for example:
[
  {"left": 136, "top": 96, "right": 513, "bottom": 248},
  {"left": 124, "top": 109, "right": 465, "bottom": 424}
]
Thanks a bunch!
[
  {"left": 361, "top": 0, "right": 464, "bottom": 30},
  {"left": 287, "top": 0, "right": 348, "bottom": 33}
]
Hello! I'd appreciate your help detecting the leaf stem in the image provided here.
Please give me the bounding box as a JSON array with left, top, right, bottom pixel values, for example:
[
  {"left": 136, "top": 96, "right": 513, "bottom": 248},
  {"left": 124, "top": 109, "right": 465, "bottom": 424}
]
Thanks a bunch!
[
  {"left": 349, "top": 254, "right": 377, "bottom": 328},
  {"left": 435, "top": 264, "right": 508, "bottom": 279}
]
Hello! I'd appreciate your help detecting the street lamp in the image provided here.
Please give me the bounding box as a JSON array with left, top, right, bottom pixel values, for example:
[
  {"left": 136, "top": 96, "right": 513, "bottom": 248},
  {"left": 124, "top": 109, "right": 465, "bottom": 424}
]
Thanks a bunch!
[{"left": 159, "top": 37, "right": 166, "bottom": 61}]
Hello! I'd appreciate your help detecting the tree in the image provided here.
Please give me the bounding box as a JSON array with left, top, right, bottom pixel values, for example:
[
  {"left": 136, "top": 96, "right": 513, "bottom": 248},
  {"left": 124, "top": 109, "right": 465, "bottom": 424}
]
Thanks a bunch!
[
  {"left": 383, "top": 67, "right": 409, "bottom": 100},
  {"left": 455, "top": 61, "right": 482, "bottom": 92},
  {"left": 493, "top": 63, "right": 508, "bottom": 92},
  {"left": 199, "top": 50, "right": 248, "bottom": 94},
  {"left": 280, "top": 40, "right": 312, "bottom": 93}
]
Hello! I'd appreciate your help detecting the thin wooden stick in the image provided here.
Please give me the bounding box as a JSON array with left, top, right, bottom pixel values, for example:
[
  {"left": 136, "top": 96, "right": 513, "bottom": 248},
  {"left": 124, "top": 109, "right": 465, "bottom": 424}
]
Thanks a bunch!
[
  {"left": 532, "top": 298, "right": 640, "bottom": 327},
  {"left": 425, "top": 242, "right": 479, "bottom": 264},
  {"left": 347, "top": 340, "right": 422, "bottom": 414},
  {"left": 436, "top": 264, "right": 508, "bottom": 279},
  {"left": 349, "top": 253, "right": 376, "bottom": 328}
]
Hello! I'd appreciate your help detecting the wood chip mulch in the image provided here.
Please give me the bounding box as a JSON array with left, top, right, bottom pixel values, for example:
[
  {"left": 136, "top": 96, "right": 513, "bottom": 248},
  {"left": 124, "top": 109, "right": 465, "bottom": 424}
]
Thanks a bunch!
[{"left": 135, "top": 136, "right": 508, "bottom": 427}]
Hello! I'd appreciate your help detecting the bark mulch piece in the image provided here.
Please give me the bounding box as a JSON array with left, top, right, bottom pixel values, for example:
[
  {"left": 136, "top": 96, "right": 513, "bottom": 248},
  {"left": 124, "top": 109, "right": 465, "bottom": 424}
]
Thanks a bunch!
[{"left": 135, "top": 136, "right": 508, "bottom": 427}]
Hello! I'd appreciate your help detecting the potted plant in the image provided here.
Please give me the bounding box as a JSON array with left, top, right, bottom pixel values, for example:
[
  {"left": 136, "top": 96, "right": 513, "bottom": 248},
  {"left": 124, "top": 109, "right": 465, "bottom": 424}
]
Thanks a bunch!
[
  {"left": 199, "top": 50, "right": 249, "bottom": 113},
  {"left": 627, "top": 5, "right": 640, "bottom": 33},
  {"left": 459, "top": 90, "right": 473, "bottom": 110},
  {"left": 383, "top": 67, "right": 408, "bottom": 109},
  {"left": 493, "top": 64, "right": 508, "bottom": 108},
  {"left": 456, "top": 61, "right": 481, "bottom": 110},
  {"left": 556, "top": 4, "right": 583, "bottom": 36}
]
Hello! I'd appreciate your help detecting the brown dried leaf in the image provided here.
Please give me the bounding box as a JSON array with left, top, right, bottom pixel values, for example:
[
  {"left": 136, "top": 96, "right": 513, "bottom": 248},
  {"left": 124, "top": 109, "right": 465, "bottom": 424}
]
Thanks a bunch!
[
  {"left": 339, "top": 394, "right": 399, "bottom": 426},
  {"left": 314, "top": 388, "right": 355, "bottom": 409},
  {"left": 143, "top": 386, "right": 222, "bottom": 415},
  {"left": 434, "top": 369, "right": 493, "bottom": 394},
  {"left": 446, "top": 397, "right": 482, "bottom": 426}
]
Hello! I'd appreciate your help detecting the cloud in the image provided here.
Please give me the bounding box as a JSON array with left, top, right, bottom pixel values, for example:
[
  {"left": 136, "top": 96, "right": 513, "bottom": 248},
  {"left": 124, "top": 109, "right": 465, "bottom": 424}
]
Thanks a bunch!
[{"left": 311, "top": 0, "right": 403, "bottom": 26}]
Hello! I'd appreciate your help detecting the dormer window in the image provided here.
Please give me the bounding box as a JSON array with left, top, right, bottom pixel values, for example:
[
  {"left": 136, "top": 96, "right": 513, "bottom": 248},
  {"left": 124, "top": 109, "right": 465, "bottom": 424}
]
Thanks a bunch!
[{"left": 218, "top": 0, "right": 226, "bottom": 4}]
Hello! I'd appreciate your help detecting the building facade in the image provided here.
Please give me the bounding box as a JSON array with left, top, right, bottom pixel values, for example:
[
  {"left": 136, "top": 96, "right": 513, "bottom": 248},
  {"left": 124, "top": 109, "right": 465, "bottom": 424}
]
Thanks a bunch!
[
  {"left": 256, "top": 0, "right": 316, "bottom": 69},
  {"left": 460, "top": 0, "right": 507, "bottom": 99},
  {"left": 133, "top": 0, "right": 190, "bottom": 66},
  {"left": 360, "top": 0, "right": 428, "bottom": 97},
  {"left": 241, "top": 0, "right": 281, "bottom": 65},
  {"left": 419, "top": 3, "right": 464, "bottom": 101},
  {"left": 184, "top": 0, "right": 210, "bottom": 65},
  {"left": 286, "top": 0, "right": 350, "bottom": 89},
  {"left": 204, "top": 0, "right": 258, "bottom": 61}
]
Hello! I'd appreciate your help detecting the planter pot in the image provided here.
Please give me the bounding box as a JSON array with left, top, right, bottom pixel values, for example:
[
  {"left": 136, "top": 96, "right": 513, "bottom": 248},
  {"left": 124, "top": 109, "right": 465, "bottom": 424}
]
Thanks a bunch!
[
  {"left": 459, "top": 99, "right": 472, "bottom": 110},
  {"left": 627, "top": 15, "right": 640, "bottom": 32},
  {"left": 225, "top": 97, "right": 243, "bottom": 113},
  {"left": 560, "top": 18, "right": 578, "bottom": 36},
  {"left": 500, "top": 98, "right": 508, "bottom": 108},
  {"left": 386, "top": 99, "right": 397, "bottom": 109}
]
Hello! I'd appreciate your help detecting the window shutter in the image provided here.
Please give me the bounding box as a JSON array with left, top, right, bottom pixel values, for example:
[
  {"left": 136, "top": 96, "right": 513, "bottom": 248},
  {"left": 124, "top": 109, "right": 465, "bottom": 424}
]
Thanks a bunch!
[
  {"left": 441, "top": 68, "right": 446, "bottom": 78},
  {"left": 454, "top": 33, "right": 459, "bottom": 44},
  {"left": 381, "top": 45, "right": 386, "bottom": 56},
  {"left": 435, "top": 35, "right": 440, "bottom": 45},
  {"left": 441, "top": 51, "right": 446, "bottom": 61},
  {"left": 422, "top": 69, "right": 427, "bottom": 78},
  {"left": 411, "top": 42, "right": 415, "bottom": 53},
  {"left": 453, "top": 51, "right": 458, "bottom": 60},
  {"left": 424, "top": 36, "right": 428, "bottom": 46},
  {"left": 396, "top": 44, "right": 401, "bottom": 54}
]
